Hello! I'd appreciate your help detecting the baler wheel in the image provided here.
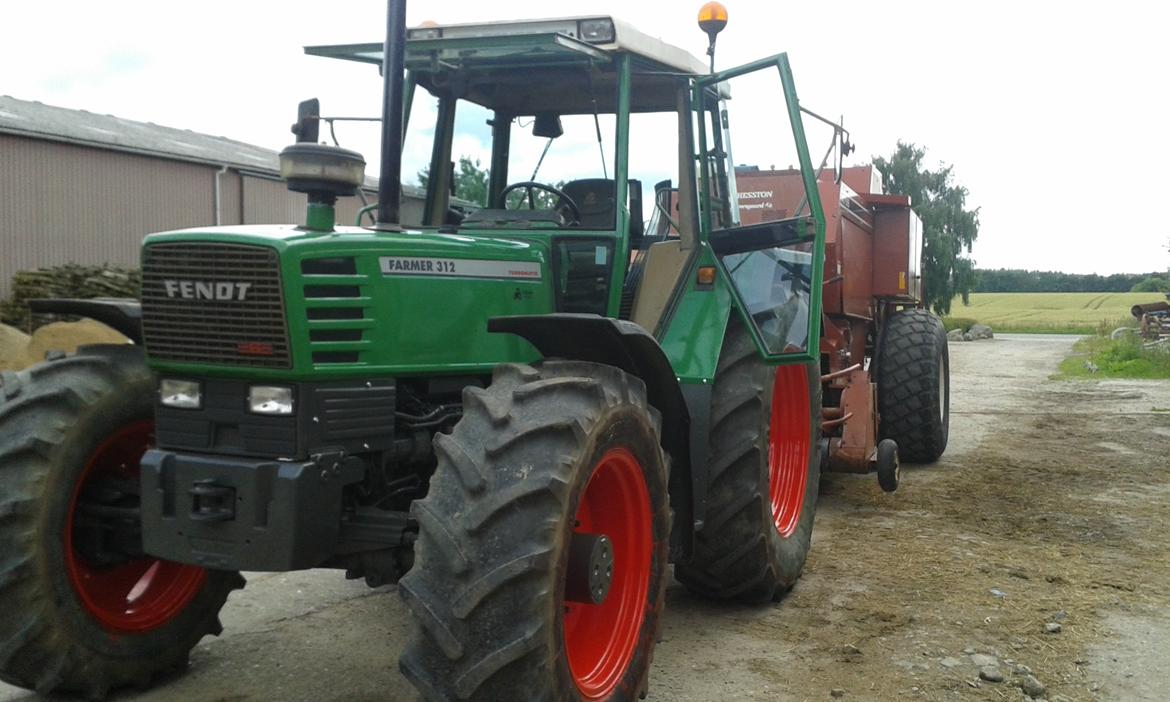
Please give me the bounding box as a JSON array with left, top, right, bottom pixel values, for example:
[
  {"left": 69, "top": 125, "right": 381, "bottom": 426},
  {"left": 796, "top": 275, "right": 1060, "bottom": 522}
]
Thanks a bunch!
[
  {"left": 399, "top": 361, "right": 670, "bottom": 701},
  {"left": 0, "top": 345, "right": 243, "bottom": 700},
  {"left": 675, "top": 316, "right": 821, "bottom": 603},
  {"left": 875, "top": 308, "right": 950, "bottom": 463},
  {"left": 876, "top": 439, "right": 900, "bottom": 493}
]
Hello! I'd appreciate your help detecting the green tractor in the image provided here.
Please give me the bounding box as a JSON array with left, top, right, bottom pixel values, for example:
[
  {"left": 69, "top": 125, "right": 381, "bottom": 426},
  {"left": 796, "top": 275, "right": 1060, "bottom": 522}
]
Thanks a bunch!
[{"left": 0, "top": 3, "right": 853, "bottom": 700}]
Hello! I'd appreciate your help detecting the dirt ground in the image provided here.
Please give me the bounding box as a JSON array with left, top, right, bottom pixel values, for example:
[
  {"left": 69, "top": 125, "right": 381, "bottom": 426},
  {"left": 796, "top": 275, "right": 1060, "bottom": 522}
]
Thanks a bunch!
[{"left": 3, "top": 334, "right": 1168, "bottom": 701}]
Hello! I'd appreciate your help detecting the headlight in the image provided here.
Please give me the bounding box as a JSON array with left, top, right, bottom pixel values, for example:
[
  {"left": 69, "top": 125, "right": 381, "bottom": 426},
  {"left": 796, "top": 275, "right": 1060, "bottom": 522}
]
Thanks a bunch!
[
  {"left": 160, "top": 379, "right": 201, "bottom": 409},
  {"left": 578, "top": 18, "right": 615, "bottom": 43},
  {"left": 248, "top": 386, "right": 295, "bottom": 416}
]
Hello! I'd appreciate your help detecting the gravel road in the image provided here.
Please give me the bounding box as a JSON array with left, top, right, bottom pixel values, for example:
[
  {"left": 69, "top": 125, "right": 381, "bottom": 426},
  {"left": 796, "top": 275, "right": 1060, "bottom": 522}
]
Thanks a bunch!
[{"left": 4, "top": 334, "right": 1168, "bottom": 701}]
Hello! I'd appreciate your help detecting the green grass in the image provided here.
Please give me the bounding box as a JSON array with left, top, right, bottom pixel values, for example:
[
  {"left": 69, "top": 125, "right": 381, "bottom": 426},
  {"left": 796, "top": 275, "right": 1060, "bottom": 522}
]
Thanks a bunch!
[
  {"left": 945, "top": 292, "right": 1167, "bottom": 334},
  {"left": 1058, "top": 334, "right": 1170, "bottom": 379},
  {"left": 942, "top": 317, "right": 979, "bottom": 333}
]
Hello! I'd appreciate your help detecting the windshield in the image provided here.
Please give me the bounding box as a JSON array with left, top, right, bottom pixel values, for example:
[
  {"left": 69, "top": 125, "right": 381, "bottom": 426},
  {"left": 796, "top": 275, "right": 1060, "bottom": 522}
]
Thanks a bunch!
[{"left": 402, "top": 84, "right": 620, "bottom": 229}]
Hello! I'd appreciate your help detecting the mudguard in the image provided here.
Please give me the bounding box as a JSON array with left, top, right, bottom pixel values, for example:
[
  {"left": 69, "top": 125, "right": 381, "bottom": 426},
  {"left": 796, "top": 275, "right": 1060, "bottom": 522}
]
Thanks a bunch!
[{"left": 27, "top": 298, "right": 143, "bottom": 344}]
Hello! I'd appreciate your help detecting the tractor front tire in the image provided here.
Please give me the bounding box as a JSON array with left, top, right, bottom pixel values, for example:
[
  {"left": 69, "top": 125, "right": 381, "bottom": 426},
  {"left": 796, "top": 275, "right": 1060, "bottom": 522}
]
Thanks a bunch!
[
  {"left": 0, "top": 345, "right": 243, "bottom": 699},
  {"left": 876, "top": 308, "right": 950, "bottom": 463},
  {"left": 399, "top": 361, "right": 671, "bottom": 702},
  {"left": 675, "top": 316, "right": 821, "bottom": 603}
]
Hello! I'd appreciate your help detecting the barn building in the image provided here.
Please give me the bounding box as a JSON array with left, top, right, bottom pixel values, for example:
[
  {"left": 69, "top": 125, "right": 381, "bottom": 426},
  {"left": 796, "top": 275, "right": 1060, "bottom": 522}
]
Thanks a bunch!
[{"left": 0, "top": 95, "right": 423, "bottom": 297}]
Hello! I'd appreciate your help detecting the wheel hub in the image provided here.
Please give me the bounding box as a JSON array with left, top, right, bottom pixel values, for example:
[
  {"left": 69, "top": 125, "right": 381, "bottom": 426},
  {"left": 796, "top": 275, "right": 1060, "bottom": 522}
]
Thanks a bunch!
[
  {"left": 64, "top": 420, "right": 207, "bottom": 634},
  {"left": 565, "top": 533, "right": 614, "bottom": 605},
  {"left": 562, "top": 447, "right": 652, "bottom": 700},
  {"left": 768, "top": 365, "right": 811, "bottom": 537}
]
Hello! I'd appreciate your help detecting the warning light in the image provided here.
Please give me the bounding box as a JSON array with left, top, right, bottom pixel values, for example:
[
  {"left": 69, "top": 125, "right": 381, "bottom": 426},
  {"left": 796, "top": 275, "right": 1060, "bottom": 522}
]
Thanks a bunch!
[{"left": 697, "top": 2, "right": 729, "bottom": 37}]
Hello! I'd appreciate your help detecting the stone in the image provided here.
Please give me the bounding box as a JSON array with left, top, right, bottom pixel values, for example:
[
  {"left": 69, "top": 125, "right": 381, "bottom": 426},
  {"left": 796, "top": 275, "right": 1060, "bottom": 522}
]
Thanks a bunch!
[
  {"left": 971, "top": 653, "right": 999, "bottom": 668},
  {"left": 979, "top": 666, "right": 1004, "bottom": 683},
  {"left": 1014, "top": 663, "right": 1034, "bottom": 675},
  {"left": 947, "top": 328, "right": 966, "bottom": 341},
  {"left": 940, "top": 657, "right": 962, "bottom": 669},
  {"left": 963, "top": 647, "right": 976, "bottom": 655},
  {"left": 1018, "top": 674, "right": 1046, "bottom": 697},
  {"left": 842, "top": 644, "right": 862, "bottom": 656},
  {"left": 968, "top": 323, "right": 994, "bottom": 340},
  {"left": 1044, "top": 622, "right": 1062, "bottom": 634},
  {"left": 830, "top": 689, "right": 845, "bottom": 698},
  {"left": 990, "top": 588, "right": 1006, "bottom": 599}
]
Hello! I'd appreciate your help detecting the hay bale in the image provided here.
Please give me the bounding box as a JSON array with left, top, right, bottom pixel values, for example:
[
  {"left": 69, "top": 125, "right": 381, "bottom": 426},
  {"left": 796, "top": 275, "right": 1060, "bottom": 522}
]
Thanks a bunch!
[
  {"left": 24, "top": 321, "right": 129, "bottom": 364},
  {"left": 0, "top": 323, "right": 32, "bottom": 372}
]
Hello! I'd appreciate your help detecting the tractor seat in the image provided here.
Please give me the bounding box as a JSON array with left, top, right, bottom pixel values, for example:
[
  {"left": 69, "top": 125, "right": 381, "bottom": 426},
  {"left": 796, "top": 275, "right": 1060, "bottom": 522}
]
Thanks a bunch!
[{"left": 560, "top": 179, "right": 615, "bottom": 229}]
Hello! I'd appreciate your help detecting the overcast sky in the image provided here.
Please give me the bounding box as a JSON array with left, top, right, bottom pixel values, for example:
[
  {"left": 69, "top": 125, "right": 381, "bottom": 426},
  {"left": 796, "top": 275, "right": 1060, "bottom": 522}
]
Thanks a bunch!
[{"left": 3, "top": 1, "right": 1167, "bottom": 274}]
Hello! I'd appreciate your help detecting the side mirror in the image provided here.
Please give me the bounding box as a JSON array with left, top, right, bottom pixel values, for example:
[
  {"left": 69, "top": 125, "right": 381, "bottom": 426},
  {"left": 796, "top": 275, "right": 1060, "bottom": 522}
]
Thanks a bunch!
[
  {"left": 628, "top": 179, "right": 644, "bottom": 244},
  {"left": 533, "top": 112, "right": 564, "bottom": 139},
  {"left": 291, "top": 98, "right": 321, "bottom": 144},
  {"left": 834, "top": 134, "right": 855, "bottom": 184}
]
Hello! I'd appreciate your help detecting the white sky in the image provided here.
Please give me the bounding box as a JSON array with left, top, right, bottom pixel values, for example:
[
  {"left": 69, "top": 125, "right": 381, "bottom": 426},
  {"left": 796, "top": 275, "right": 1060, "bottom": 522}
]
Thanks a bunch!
[{"left": 3, "top": 1, "right": 1168, "bottom": 274}]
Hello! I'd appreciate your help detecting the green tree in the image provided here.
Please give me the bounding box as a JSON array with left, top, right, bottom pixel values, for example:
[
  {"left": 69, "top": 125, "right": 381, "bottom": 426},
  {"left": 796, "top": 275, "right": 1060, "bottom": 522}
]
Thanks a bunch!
[
  {"left": 1131, "top": 276, "right": 1170, "bottom": 293},
  {"left": 874, "top": 142, "right": 979, "bottom": 315},
  {"left": 416, "top": 157, "right": 564, "bottom": 209},
  {"left": 417, "top": 156, "right": 490, "bottom": 206}
]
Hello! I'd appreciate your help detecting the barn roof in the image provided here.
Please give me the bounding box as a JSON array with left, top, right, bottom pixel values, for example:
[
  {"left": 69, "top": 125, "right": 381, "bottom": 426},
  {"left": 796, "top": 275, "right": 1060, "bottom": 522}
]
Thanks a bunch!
[
  {"left": 0, "top": 95, "right": 420, "bottom": 196},
  {"left": 0, "top": 95, "right": 283, "bottom": 173}
]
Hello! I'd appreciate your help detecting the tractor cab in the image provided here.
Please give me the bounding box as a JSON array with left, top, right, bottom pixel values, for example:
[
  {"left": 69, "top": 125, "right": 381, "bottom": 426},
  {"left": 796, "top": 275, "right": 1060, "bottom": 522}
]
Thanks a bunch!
[{"left": 304, "top": 15, "right": 841, "bottom": 359}]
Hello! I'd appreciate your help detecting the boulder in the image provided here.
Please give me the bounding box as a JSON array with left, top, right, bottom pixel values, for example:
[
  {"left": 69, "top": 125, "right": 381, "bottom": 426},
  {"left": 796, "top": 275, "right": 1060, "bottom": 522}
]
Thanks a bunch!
[
  {"left": 947, "top": 328, "right": 967, "bottom": 342},
  {"left": 968, "top": 323, "right": 994, "bottom": 340}
]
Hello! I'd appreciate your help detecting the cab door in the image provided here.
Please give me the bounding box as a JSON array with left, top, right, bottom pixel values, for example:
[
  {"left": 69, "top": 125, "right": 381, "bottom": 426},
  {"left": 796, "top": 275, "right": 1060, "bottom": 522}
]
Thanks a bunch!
[{"left": 692, "top": 53, "right": 837, "bottom": 366}]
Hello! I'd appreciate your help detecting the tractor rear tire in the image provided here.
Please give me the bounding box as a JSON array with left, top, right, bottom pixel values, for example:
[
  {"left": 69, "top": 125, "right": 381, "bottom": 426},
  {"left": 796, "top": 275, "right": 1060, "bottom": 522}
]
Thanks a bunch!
[
  {"left": 675, "top": 316, "right": 821, "bottom": 603},
  {"left": 0, "top": 345, "right": 243, "bottom": 699},
  {"left": 399, "top": 361, "right": 671, "bottom": 702},
  {"left": 875, "top": 308, "right": 950, "bottom": 463}
]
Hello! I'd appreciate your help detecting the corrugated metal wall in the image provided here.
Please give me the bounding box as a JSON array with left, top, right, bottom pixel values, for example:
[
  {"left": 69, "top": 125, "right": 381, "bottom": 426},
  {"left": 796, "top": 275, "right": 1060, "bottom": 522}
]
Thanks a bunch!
[
  {"left": 0, "top": 134, "right": 425, "bottom": 298},
  {"left": 0, "top": 135, "right": 214, "bottom": 296}
]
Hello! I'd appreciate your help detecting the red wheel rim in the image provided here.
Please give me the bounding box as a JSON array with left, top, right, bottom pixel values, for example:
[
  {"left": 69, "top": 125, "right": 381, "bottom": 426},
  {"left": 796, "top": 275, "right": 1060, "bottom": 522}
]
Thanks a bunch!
[
  {"left": 563, "top": 448, "right": 653, "bottom": 700},
  {"left": 64, "top": 420, "right": 207, "bottom": 634},
  {"left": 768, "top": 365, "right": 811, "bottom": 538}
]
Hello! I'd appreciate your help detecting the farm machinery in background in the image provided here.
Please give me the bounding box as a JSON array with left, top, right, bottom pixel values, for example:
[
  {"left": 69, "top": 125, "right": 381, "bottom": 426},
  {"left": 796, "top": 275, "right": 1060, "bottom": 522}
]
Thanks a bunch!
[
  {"left": 0, "top": 2, "right": 948, "bottom": 700},
  {"left": 735, "top": 165, "right": 948, "bottom": 482},
  {"left": 1132, "top": 299, "right": 1170, "bottom": 345}
]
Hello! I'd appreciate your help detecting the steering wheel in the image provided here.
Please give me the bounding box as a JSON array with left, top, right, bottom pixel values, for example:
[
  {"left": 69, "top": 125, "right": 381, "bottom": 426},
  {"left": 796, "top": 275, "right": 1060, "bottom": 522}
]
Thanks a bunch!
[{"left": 497, "top": 181, "right": 581, "bottom": 224}]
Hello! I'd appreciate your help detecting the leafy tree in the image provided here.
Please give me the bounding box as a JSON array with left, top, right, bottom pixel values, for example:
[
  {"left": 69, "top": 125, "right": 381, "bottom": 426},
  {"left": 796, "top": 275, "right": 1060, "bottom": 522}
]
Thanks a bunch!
[
  {"left": 417, "top": 156, "right": 490, "bottom": 207},
  {"left": 874, "top": 142, "right": 979, "bottom": 315},
  {"left": 1132, "top": 276, "right": 1170, "bottom": 293},
  {"left": 417, "top": 157, "right": 564, "bottom": 209}
]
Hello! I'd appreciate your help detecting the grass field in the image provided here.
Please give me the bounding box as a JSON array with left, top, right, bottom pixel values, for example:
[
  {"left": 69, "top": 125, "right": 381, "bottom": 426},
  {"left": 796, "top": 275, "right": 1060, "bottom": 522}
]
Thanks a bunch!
[
  {"left": 944, "top": 292, "right": 1168, "bottom": 334},
  {"left": 1057, "top": 334, "right": 1170, "bottom": 380}
]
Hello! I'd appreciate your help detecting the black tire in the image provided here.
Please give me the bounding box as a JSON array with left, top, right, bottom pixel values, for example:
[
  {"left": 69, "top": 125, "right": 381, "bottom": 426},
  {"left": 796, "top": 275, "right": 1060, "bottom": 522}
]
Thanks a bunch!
[
  {"left": 876, "top": 439, "right": 899, "bottom": 493},
  {"left": 875, "top": 308, "right": 950, "bottom": 463},
  {"left": 399, "top": 361, "right": 671, "bottom": 702},
  {"left": 0, "top": 345, "right": 243, "bottom": 699},
  {"left": 675, "top": 316, "right": 821, "bottom": 603}
]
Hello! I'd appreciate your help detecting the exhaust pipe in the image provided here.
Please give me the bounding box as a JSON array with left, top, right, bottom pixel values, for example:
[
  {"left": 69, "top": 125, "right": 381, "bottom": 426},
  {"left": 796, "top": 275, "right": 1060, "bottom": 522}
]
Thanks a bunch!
[{"left": 377, "top": 0, "right": 407, "bottom": 228}]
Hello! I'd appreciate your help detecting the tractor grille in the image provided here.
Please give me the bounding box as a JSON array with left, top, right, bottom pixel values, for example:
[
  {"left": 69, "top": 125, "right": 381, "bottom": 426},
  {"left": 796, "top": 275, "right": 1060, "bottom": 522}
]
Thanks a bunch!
[{"left": 141, "top": 243, "right": 291, "bottom": 368}]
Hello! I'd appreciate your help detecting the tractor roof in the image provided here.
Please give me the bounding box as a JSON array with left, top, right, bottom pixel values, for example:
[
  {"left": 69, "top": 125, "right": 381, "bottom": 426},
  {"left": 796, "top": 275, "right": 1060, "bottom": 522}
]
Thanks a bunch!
[{"left": 306, "top": 16, "right": 708, "bottom": 114}]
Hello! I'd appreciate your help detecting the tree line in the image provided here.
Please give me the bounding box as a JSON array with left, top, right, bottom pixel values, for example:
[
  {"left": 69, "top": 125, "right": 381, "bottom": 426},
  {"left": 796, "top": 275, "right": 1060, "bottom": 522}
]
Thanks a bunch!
[{"left": 975, "top": 269, "right": 1170, "bottom": 293}]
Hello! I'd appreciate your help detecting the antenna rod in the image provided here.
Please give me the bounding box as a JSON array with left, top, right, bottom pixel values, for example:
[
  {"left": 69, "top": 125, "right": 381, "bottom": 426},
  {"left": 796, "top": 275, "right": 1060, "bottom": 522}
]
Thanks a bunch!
[{"left": 377, "top": 0, "right": 407, "bottom": 226}]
